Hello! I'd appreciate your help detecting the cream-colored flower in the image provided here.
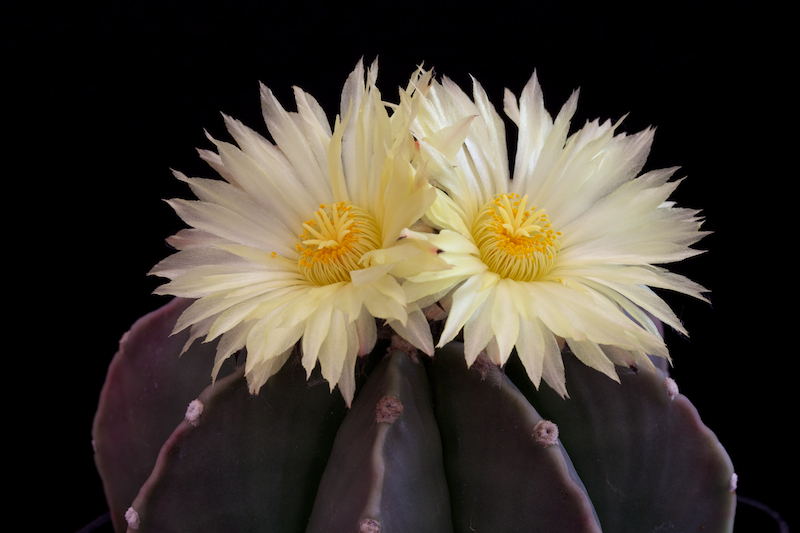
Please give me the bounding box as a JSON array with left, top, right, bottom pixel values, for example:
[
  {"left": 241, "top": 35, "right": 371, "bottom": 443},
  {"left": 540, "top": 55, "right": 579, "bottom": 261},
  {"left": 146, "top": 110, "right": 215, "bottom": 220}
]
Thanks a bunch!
[
  {"left": 404, "top": 70, "right": 709, "bottom": 396},
  {"left": 150, "top": 60, "right": 445, "bottom": 406}
]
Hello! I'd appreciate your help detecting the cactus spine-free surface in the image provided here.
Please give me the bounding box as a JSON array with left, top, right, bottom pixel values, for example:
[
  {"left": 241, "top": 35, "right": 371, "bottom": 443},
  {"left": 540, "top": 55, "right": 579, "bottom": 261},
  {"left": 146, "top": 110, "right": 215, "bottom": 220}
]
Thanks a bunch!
[{"left": 92, "top": 298, "right": 736, "bottom": 532}]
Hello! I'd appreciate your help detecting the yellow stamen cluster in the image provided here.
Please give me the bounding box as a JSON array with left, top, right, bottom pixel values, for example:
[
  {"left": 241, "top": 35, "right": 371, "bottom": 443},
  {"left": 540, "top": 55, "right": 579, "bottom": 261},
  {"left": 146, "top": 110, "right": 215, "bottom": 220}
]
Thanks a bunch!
[
  {"left": 472, "top": 193, "right": 561, "bottom": 282},
  {"left": 296, "top": 201, "right": 381, "bottom": 285}
]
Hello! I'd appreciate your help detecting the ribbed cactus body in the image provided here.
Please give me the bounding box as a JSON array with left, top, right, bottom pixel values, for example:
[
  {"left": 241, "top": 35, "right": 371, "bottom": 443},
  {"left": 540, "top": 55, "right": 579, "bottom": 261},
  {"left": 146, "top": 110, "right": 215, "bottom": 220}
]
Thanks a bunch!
[
  {"left": 93, "top": 299, "right": 736, "bottom": 532},
  {"left": 306, "top": 349, "right": 452, "bottom": 532}
]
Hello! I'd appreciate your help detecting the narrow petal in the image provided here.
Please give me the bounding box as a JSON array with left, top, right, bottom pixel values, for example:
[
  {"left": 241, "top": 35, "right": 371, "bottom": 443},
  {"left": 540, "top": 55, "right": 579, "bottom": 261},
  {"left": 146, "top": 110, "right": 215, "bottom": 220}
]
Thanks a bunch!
[
  {"left": 166, "top": 198, "right": 296, "bottom": 256},
  {"left": 387, "top": 306, "right": 434, "bottom": 356},
  {"left": 540, "top": 333, "right": 568, "bottom": 398},
  {"left": 439, "top": 272, "right": 500, "bottom": 347},
  {"left": 566, "top": 338, "right": 620, "bottom": 383},
  {"left": 245, "top": 318, "right": 304, "bottom": 375},
  {"left": 246, "top": 347, "right": 294, "bottom": 395},
  {"left": 336, "top": 320, "right": 361, "bottom": 406},
  {"left": 317, "top": 308, "right": 348, "bottom": 392},
  {"left": 463, "top": 287, "right": 497, "bottom": 366},
  {"left": 491, "top": 279, "right": 521, "bottom": 365},
  {"left": 211, "top": 319, "right": 252, "bottom": 383},
  {"left": 515, "top": 314, "right": 545, "bottom": 388},
  {"left": 301, "top": 297, "right": 335, "bottom": 377},
  {"left": 260, "top": 83, "right": 332, "bottom": 202},
  {"left": 354, "top": 306, "right": 378, "bottom": 356}
]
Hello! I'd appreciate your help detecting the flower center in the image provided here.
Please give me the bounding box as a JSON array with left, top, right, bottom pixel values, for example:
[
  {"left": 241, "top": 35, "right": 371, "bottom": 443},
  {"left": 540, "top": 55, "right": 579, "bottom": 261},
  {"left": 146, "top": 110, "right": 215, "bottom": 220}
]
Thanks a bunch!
[
  {"left": 296, "top": 201, "right": 381, "bottom": 285},
  {"left": 472, "top": 193, "right": 561, "bottom": 282}
]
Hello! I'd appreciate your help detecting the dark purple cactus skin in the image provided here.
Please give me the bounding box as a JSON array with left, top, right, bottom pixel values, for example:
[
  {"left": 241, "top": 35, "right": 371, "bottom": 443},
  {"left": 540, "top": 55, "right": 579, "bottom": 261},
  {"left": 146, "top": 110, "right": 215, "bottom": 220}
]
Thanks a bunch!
[
  {"left": 93, "top": 298, "right": 736, "bottom": 532},
  {"left": 92, "top": 298, "right": 231, "bottom": 533},
  {"left": 506, "top": 350, "right": 737, "bottom": 533},
  {"left": 426, "top": 342, "right": 603, "bottom": 533},
  {"left": 306, "top": 350, "right": 453, "bottom": 532},
  {"left": 126, "top": 356, "right": 347, "bottom": 532}
]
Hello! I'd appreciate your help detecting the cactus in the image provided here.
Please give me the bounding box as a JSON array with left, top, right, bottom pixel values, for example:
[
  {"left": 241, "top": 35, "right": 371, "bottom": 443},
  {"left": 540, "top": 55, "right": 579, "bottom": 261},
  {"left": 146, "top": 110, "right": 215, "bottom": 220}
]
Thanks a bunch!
[
  {"left": 93, "top": 61, "right": 737, "bottom": 532},
  {"left": 92, "top": 297, "right": 736, "bottom": 532}
]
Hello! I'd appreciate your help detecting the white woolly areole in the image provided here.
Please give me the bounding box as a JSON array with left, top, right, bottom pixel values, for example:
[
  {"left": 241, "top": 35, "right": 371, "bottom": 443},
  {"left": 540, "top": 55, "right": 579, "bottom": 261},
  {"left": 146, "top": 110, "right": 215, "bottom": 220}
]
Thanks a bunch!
[
  {"left": 664, "top": 377, "right": 679, "bottom": 400},
  {"left": 359, "top": 518, "right": 381, "bottom": 533},
  {"left": 730, "top": 473, "right": 738, "bottom": 492},
  {"left": 125, "top": 507, "right": 140, "bottom": 530},
  {"left": 533, "top": 420, "right": 559, "bottom": 447},
  {"left": 119, "top": 330, "right": 130, "bottom": 351},
  {"left": 185, "top": 399, "right": 204, "bottom": 426},
  {"left": 389, "top": 334, "right": 418, "bottom": 359}
]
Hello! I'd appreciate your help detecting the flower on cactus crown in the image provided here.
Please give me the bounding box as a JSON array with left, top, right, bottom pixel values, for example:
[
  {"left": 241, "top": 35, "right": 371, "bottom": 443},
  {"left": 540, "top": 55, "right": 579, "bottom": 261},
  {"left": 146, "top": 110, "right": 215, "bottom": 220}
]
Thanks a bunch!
[
  {"left": 403, "top": 69, "right": 709, "bottom": 397},
  {"left": 149, "top": 60, "right": 447, "bottom": 406}
]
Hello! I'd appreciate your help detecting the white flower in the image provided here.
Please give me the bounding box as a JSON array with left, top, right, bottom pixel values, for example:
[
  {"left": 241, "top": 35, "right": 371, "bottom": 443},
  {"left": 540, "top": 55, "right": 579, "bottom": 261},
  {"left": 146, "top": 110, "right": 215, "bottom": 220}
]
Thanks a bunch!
[
  {"left": 149, "top": 60, "right": 445, "bottom": 406},
  {"left": 404, "top": 70, "right": 709, "bottom": 396}
]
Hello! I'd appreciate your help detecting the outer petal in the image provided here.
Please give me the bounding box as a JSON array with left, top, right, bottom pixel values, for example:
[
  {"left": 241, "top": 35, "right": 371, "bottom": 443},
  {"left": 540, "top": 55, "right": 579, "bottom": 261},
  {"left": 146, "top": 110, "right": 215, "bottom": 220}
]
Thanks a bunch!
[
  {"left": 491, "top": 279, "right": 521, "bottom": 365},
  {"left": 246, "top": 347, "right": 294, "bottom": 395},
  {"left": 463, "top": 286, "right": 497, "bottom": 366},
  {"left": 386, "top": 304, "right": 435, "bottom": 357},
  {"left": 301, "top": 296, "right": 335, "bottom": 377},
  {"left": 316, "top": 308, "right": 349, "bottom": 392},
  {"left": 438, "top": 271, "right": 500, "bottom": 347},
  {"left": 245, "top": 318, "right": 305, "bottom": 376},
  {"left": 334, "top": 318, "right": 361, "bottom": 407},
  {"left": 259, "top": 83, "right": 332, "bottom": 203}
]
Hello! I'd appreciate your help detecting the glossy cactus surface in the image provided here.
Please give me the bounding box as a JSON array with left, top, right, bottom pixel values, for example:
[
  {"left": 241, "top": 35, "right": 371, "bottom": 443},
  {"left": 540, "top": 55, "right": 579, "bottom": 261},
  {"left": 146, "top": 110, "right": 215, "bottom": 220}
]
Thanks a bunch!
[{"left": 93, "top": 298, "right": 736, "bottom": 532}]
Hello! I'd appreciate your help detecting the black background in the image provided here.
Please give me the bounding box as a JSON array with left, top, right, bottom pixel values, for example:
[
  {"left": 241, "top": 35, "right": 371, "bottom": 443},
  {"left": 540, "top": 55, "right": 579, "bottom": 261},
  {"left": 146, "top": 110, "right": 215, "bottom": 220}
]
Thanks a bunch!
[{"left": 6, "top": 0, "right": 794, "bottom": 531}]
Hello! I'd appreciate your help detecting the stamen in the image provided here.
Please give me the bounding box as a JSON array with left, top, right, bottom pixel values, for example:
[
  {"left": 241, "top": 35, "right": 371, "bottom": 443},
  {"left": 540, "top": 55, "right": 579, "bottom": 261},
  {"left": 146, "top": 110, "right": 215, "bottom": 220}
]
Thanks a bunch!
[
  {"left": 472, "top": 193, "right": 561, "bottom": 282},
  {"left": 296, "top": 202, "right": 380, "bottom": 285}
]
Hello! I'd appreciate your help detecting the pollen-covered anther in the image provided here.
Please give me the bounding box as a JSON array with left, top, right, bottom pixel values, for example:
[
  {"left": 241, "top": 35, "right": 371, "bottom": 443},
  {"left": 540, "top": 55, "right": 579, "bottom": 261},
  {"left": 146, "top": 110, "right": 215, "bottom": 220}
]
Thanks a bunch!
[
  {"left": 296, "top": 202, "right": 380, "bottom": 285},
  {"left": 472, "top": 193, "right": 561, "bottom": 282},
  {"left": 533, "top": 419, "right": 559, "bottom": 447}
]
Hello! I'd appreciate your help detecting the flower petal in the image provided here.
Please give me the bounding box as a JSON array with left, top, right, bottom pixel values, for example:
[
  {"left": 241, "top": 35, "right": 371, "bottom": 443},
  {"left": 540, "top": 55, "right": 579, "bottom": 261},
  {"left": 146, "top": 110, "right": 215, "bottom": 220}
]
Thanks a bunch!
[
  {"left": 386, "top": 305, "right": 434, "bottom": 356},
  {"left": 316, "top": 308, "right": 349, "bottom": 392},
  {"left": 491, "top": 279, "right": 521, "bottom": 365},
  {"left": 438, "top": 272, "right": 500, "bottom": 347}
]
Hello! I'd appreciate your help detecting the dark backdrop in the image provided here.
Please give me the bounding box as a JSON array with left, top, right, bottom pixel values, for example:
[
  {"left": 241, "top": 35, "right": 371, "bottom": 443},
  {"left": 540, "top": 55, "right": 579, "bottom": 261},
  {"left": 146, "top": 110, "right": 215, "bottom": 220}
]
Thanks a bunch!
[{"left": 7, "top": 0, "right": 793, "bottom": 531}]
